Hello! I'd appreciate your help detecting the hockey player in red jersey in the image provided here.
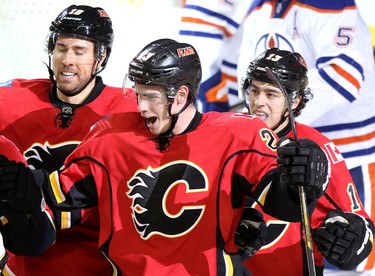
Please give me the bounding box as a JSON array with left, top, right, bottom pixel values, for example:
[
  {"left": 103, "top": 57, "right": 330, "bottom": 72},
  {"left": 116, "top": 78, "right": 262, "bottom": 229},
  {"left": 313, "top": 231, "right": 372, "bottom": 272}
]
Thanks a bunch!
[
  {"left": 0, "top": 136, "right": 55, "bottom": 273},
  {"left": 0, "top": 5, "right": 137, "bottom": 276},
  {"left": 0, "top": 136, "right": 27, "bottom": 164},
  {"left": 179, "top": 2, "right": 375, "bottom": 273},
  {"left": 0, "top": 135, "right": 55, "bottom": 274},
  {"left": 236, "top": 48, "right": 374, "bottom": 275},
  {"left": 0, "top": 39, "right": 329, "bottom": 275}
]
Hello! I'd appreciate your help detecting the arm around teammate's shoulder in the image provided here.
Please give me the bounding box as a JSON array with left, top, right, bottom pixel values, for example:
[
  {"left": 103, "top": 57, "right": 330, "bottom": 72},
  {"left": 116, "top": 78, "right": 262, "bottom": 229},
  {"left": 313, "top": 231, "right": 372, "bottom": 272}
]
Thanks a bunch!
[{"left": 0, "top": 156, "right": 56, "bottom": 255}]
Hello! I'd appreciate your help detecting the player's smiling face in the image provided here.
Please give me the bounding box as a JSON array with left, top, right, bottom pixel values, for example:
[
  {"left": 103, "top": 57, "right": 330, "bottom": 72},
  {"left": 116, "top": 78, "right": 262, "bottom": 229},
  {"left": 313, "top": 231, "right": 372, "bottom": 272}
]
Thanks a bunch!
[
  {"left": 52, "top": 35, "right": 97, "bottom": 95},
  {"left": 248, "top": 80, "right": 288, "bottom": 131},
  {"left": 135, "top": 84, "right": 172, "bottom": 136}
]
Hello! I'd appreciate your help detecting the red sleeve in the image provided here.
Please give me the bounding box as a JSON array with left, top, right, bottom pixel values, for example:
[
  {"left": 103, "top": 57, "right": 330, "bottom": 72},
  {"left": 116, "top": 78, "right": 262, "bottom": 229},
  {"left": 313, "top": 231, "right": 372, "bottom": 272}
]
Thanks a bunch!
[
  {"left": 311, "top": 140, "right": 369, "bottom": 227},
  {"left": 289, "top": 124, "right": 370, "bottom": 227},
  {"left": 0, "top": 135, "right": 26, "bottom": 163}
]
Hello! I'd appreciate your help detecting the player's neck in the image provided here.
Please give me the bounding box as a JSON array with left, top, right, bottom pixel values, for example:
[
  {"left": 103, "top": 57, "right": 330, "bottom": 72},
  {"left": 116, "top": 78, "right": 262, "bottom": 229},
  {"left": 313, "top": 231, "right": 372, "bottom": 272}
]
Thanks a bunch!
[
  {"left": 172, "top": 105, "right": 197, "bottom": 135},
  {"left": 57, "top": 80, "right": 95, "bottom": 104},
  {"left": 274, "top": 119, "right": 290, "bottom": 135}
]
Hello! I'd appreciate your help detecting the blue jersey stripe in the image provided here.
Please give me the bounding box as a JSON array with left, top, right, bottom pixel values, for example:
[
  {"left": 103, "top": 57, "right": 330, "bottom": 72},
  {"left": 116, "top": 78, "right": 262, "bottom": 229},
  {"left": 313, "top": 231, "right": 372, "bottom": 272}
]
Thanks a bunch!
[
  {"left": 179, "top": 30, "right": 223, "bottom": 40},
  {"left": 248, "top": 0, "right": 356, "bottom": 17},
  {"left": 222, "top": 60, "right": 237, "bottom": 69},
  {"left": 342, "top": 145, "right": 375, "bottom": 159},
  {"left": 318, "top": 69, "right": 356, "bottom": 102},
  {"left": 199, "top": 70, "right": 221, "bottom": 95},
  {"left": 349, "top": 166, "right": 365, "bottom": 205},
  {"left": 316, "top": 54, "right": 363, "bottom": 102},
  {"left": 249, "top": 0, "right": 272, "bottom": 14},
  {"left": 315, "top": 115, "right": 375, "bottom": 132},
  {"left": 184, "top": 4, "right": 240, "bottom": 28},
  {"left": 229, "top": 88, "right": 239, "bottom": 96},
  {"left": 317, "top": 54, "right": 364, "bottom": 80},
  {"left": 301, "top": 0, "right": 355, "bottom": 11}
]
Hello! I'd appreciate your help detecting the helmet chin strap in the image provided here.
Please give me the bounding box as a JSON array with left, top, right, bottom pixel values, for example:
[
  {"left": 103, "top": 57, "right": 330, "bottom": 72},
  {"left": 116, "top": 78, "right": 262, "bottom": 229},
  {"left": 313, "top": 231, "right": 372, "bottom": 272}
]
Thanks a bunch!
[
  {"left": 246, "top": 103, "right": 288, "bottom": 132},
  {"left": 164, "top": 99, "right": 191, "bottom": 135},
  {"left": 271, "top": 109, "right": 288, "bottom": 132},
  {"left": 45, "top": 56, "right": 104, "bottom": 97},
  {"left": 149, "top": 99, "right": 191, "bottom": 152}
]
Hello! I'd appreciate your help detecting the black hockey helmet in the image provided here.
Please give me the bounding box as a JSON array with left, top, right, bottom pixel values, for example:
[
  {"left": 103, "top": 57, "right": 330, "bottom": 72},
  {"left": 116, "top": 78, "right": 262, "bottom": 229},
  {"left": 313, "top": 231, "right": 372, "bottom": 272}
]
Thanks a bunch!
[
  {"left": 128, "top": 38, "right": 202, "bottom": 99},
  {"left": 243, "top": 48, "right": 308, "bottom": 102},
  {"left": 47, "top": 5, "right": 114, "bottom": 67},
  {"left": 242, "top": 48, "right": 312, "bottom": 118}
]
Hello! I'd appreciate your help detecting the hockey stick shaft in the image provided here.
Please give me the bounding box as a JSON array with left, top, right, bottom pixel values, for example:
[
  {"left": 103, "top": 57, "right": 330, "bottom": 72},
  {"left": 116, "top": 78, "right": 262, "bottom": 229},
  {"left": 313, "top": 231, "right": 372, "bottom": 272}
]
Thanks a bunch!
[{"left": 265, "top": 68, "right": 316, "bottom": 276}]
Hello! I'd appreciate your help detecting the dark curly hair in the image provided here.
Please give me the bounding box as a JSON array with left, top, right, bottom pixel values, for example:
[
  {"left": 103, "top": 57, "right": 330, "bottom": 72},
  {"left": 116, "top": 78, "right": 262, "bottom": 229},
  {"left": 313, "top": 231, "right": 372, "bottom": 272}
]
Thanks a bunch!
[{"left": 293, "top": 87, "right": 313, "bottom": 117}]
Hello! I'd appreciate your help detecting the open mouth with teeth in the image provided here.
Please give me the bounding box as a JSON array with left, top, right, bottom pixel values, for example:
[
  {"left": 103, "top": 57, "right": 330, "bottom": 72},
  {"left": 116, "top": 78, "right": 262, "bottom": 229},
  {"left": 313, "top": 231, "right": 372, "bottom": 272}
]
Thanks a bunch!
[
  {"left": 61, "top": 72, "right": 77, "bottom": 79},
  {"left": 145, "top": 117, "right": 157, "bottom": 128},
  {"left": 253, "top": 112, "right": 268, "bottom": 121}
]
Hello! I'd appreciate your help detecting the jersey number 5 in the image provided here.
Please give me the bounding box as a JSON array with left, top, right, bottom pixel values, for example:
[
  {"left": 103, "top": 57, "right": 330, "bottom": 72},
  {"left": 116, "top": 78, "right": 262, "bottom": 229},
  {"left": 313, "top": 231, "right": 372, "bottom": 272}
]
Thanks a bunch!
[{"left": 335, "top": 27, "right": 354, "bottom": 47}]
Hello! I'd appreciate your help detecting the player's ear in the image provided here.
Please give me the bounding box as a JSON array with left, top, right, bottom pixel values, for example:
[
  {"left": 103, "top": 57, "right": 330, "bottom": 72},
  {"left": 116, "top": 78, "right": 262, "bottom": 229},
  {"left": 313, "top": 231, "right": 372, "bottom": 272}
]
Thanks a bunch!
[
  {"left": 97, "top": 52, "right": 107, "bottom": 67},
  {"left": 92, "top": 46, "right": 107, "bottom": 74},
  {"left": 175, "top": 85, "right": 189, "bottom": 105},
  {"left": 292, "top": 95, "right": 302, "bottom": 110}
]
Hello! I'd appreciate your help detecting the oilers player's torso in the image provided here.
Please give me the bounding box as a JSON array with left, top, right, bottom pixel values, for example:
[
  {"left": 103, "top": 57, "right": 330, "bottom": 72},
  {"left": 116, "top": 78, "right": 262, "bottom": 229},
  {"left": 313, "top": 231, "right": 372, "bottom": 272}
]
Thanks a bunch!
[
  {"left": 240, "top": 0, "right": 361, "bottom": 66},
  {"left": 240, "top": 0, "right": 337, "bottom": 77},
  {"left": 239, "top": 0, "right": 375, "bottom": 168}
]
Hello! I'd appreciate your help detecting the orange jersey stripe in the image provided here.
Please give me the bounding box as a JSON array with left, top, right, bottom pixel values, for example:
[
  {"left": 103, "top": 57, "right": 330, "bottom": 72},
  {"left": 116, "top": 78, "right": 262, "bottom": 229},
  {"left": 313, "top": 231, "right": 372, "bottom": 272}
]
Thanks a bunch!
[
  {"left": 281, "top": 0, "right": 298, "bottom": 19},
  {"left": 331, "top": 64, "right": 361, "bottom": 91},
  {"left": 331, "top": 130, "right": 375, "bottom": 146},
  {"left": 181, "top": 17, "right": 232, "bottom": 38},
  {"left": 222, "top": 72, "right": 237, "bottom": 83},
  {"left": 206, "top": 79, "right": 228, "bottom": 102}
]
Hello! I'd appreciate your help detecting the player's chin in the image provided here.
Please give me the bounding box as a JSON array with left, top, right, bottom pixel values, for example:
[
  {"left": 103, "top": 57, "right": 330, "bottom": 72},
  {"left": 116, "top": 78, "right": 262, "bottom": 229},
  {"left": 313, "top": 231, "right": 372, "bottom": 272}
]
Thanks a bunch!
[
  {"left": 149, "top": 121, "right": 169, "bottom": 136},
  {"left": 148, "top": 127, "right": 160, "bottom": 136},
  {"left": 144, "top": 119, "right": 156, "bottom": 134},
  {"left": 56, "top": 80, "right": 82, "bottom": 93}
]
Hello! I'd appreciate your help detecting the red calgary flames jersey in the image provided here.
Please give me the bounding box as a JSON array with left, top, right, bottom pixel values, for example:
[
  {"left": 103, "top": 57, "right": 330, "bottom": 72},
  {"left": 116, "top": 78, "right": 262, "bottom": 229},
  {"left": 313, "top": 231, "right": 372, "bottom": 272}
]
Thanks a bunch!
[
  {"left": 0, "top": 77, "right": 137, "bottom": 276},
  {"left": 45, "top": 111, "right": 306, "bottom": 275},
  {"left": 0, "top": 135, "right": 26, "bottom": 164},
  {"left": 245, "top": 122, "right": 370, "bottom": 275}
]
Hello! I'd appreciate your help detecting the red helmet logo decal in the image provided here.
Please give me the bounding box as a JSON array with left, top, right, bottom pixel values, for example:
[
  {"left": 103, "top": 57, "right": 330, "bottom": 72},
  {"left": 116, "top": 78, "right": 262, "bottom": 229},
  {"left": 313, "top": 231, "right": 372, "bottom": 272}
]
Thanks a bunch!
[{"left": 176, "top": 46, "right": 195, "bottom": 58}]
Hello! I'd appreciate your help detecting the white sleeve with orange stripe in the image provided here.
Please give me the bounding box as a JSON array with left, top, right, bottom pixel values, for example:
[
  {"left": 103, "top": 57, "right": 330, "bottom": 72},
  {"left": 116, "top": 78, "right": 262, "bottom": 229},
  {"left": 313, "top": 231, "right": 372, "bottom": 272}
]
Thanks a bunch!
[
  {"left": 178, "top": 0, "right": 252, "bottom": 110},
  {"left": 297, "top": 6, "right": 373, "bottom": 125}
]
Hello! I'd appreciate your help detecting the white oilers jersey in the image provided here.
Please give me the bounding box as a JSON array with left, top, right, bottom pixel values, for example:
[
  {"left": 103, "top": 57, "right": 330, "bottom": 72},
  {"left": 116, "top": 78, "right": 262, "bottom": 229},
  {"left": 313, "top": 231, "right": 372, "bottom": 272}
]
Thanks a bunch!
[
  {"left": 179, "top": 0, "right": 252, "bottom": 111},
  {"left": 180, "top": 0, "right": 375, "bottom": 168},
  {"left": 238, "top": 0, "right": 375, "bottom": 169}
]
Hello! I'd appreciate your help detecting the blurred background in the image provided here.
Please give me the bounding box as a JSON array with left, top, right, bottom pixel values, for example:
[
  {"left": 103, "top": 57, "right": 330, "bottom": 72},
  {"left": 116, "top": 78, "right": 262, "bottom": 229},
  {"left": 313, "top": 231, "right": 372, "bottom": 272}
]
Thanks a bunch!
[
  {"left": 0, "top": 0, "right": 373, "bottom": 88},
  {"left": 0, "top": 0, "right": 183, "bottom": 86}
]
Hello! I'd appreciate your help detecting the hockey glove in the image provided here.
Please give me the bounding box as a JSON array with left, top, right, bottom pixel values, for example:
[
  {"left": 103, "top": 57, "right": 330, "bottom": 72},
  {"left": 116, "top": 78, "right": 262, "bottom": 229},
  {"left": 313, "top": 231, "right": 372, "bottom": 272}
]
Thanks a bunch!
[
  {"left": 277, "top": 138, "right": 329, "bottom": 201},
  {"left": 0, "top": 155, "right": 45, "bottom": 233},
  {"left": 314, "top": 210, "right": 374, "bottom": 270},
  {"left": 235, "top": 207, "right": 268, "bottom": 261},
  {"left": 0, "top": 233, "right": 8, "bottom": 272}
]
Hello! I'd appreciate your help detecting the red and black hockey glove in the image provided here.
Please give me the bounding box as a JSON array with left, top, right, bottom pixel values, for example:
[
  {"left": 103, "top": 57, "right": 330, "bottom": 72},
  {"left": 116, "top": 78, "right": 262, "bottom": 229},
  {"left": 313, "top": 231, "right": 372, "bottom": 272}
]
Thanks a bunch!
[
  {"left": 0, "top": 233, "right": 7, "bottom": 272},
  {"left": 0, "top": 155, "right": 55, "bottom": 256},
  {"left": 277, "top": 138, "right": 329, "bottom": 201},
  {"left": 314, "top": 210, "right": 374, "bottom": 270},
  {"left": 0, "top": 155, "right": 45, "bottom": 233},
  {"left": 235, "top": 207, "right": 268, "bottom": 261}
]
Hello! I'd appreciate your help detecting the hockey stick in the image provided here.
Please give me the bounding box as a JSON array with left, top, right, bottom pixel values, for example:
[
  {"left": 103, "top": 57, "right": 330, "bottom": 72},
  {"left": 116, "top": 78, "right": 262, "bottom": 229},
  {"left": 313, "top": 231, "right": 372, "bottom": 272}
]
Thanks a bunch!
[{"left": 265, "top": 68, "right": 316, "bottom": 276}]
